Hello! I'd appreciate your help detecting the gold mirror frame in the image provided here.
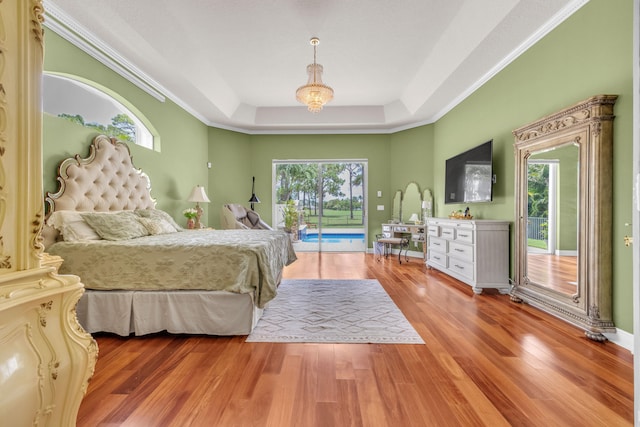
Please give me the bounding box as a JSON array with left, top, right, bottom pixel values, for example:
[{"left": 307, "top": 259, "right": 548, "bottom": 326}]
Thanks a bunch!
[{"left": 511, "top": 95, "right": 617, "bottom": 341}]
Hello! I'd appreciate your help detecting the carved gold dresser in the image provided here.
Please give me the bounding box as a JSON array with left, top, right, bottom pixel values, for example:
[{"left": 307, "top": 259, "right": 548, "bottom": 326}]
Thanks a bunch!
[{"left": 0, "top": 1, "right": 98, "bottom": 425}]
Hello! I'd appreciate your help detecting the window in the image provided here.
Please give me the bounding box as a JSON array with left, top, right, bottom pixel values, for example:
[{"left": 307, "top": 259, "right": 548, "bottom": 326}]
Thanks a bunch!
[{"left": 43, "top": 73, "right": 158, "bottom": 150}]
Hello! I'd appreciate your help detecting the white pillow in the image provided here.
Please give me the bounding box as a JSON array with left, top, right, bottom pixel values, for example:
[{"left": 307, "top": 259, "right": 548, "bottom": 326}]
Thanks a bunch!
[{"left": 47, "top": 210, "right": 101, "bottom": 241}]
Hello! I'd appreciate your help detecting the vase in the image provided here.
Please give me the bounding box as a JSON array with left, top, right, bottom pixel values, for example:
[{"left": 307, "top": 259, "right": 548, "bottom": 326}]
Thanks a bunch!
[{"left": 187, "top": 218, "right": 195, "bottom": 229}]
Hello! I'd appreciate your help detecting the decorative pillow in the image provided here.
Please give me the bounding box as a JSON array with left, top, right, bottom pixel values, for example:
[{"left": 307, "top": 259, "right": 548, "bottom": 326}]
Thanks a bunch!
[
  {"left": 81, "top": 211, "right": 149, "bottom": 241},
  {"left": 47, "top": 210, "right": 101, "bottom": 241},
  {"left": 135, "top": 209, "right": 183, "bottom": 231},
  {"left": 246, "top": 210, "right": 261, "bottom": 227},
  {"left": 137, "top": 217, "right": 177, "bottom": 235},
  {"left": 62, "top": 221, "right": 102, "bottom": 241}
]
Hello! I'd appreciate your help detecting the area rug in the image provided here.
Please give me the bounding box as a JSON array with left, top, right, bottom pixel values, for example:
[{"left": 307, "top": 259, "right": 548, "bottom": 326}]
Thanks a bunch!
[{"left": 246, "top": 279, "right": 424, "bottom": 344}]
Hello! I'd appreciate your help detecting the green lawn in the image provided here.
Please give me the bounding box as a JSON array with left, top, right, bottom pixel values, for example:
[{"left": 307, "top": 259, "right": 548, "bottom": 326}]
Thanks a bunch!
[
  {"left": 528, "top": 238, "right": 547, "bottom": 250},
  {"left": 303, "top": 208, "right": 364, "bottom": 228}
]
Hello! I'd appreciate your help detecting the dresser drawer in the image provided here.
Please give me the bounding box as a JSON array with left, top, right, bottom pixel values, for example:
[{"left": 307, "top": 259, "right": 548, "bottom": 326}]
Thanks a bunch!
[
  {"left": 428, "top": 251, "right": 447, "bottom": 268},
  {"left": 440, "top": 227, "right": 455, "bottom": 239},
  {"left": 427, "top": 225, "right": 440, "bottom": 237},
  {"left": 454, "top": 228, "right": 474, "bottom": 244},
  {"left": 448, "top": 259, "right": 474, "bottom": 281},
  {"left": 448, "top": 241, "right": 473, "bottom": 262},
  {"left": 428, "top": 237, "right": 447, "bottom": 252}
]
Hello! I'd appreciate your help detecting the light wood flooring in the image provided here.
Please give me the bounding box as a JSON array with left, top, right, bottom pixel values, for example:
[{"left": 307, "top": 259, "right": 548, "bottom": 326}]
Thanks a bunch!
[
  {"left": 77, "top": 252, "right": 633, "bottom": 426},
  {"left": 526, "top": 253, "right": 578, "bottom": 294}
]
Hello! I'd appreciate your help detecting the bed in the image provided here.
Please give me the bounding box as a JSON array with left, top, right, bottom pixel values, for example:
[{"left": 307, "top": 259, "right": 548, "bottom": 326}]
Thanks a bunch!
[{"left": 43, "top": 135, "right": 296, "bottom": 336}]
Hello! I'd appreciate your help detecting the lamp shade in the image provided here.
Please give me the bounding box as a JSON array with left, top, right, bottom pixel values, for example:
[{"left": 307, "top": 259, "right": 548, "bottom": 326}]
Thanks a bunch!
[
  {"left": 408, "top": 213, "right": 419, "bottom": 223},
  {"left": 187, "top": 185, "right": 210, "bottom": 203},
  {"left": 421, "top": 200, "right": 428, "bottom": 209}
]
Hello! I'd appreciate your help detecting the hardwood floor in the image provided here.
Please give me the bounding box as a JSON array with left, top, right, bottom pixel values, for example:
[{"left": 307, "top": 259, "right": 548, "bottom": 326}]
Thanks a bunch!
[
  {"left": 77, "top": 253, "right": 633, "bottom": 426},
  {"left": 527, "top": 253, "right": 578, "bottom": 294}
]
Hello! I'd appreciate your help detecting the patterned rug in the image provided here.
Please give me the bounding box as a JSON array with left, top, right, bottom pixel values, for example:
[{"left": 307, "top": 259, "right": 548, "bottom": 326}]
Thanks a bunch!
[{"left": 246, "top": 279, "right": 425, "bottom": 344}]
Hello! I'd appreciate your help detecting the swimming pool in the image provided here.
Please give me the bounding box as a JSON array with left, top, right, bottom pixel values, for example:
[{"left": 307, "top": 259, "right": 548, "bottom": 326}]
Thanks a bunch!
[{"left": 302, "top": 232, "right": 365, "bottom": 244}]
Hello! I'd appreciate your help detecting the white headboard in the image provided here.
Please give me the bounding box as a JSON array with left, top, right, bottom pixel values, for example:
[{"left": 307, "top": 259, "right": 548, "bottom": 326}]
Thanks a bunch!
[
  {"left": 45, "top": 135, "right": 156, "bottom": 214},
  {"left": 43, "top": 135, "right": 156, "bottom": 248}
]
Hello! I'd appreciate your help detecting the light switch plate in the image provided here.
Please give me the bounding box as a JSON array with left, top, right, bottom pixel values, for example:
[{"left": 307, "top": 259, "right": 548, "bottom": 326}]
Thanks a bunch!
[
  {"left": 377, "top": 205, "right": 384, "bottom": 211},
  {"left": 377, "top": 190, "right": 382, "bottom": 197}
]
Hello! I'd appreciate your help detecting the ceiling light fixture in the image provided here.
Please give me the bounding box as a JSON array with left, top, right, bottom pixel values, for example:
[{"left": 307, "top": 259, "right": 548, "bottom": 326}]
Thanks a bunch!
[{"left": 296, "top": 37, "right": 334, "bottom": 113}]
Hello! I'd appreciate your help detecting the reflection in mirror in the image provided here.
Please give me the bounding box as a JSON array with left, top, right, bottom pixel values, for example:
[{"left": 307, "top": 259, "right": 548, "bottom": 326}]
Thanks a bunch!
[
  {"left": 402, "top": 182, "right": 421, "bottom": 223},
  {"left": 526, "top": 143, "right": 579, "bottom": 295},
  {"left": 391, "top": 190, "right": 402, "bottom": 223}
]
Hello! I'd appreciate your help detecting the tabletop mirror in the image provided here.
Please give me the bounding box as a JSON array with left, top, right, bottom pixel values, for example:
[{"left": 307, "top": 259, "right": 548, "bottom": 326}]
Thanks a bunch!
[
  {"left": 391, "top": 190, "right": 402, "bottom": 223},
  {"left": 402, "top": 182, "right": 421, "bottom": 224},
  {"left": 512, "top": 95, "right": 617, "bottom": 341}
]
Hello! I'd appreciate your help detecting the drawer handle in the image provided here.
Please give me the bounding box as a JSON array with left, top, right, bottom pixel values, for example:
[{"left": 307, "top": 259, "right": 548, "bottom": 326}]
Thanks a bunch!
[
  {"left": 454, "top": 264, "right": 465, "bottom": 269},
  {"left": 454, "top": 248, "right": 464, "bottom": 252},
  {"left": 458, "top": 233, "right": 468, "bottom": 238}
]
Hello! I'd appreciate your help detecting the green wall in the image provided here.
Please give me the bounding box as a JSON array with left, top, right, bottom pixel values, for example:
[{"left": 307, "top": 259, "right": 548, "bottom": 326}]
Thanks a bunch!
[
  {"left": 431, "top": 0, "right": 633, "bottom": 331},
  {"left": 41, "top": 0, "right": 634, "bottom": 333},
  {"left": 43, "top": 31, "right": 210, "bottom": 226}
]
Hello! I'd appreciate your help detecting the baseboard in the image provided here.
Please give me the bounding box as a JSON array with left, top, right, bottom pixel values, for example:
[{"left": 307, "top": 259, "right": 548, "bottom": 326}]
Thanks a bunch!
[{"left": 603, "top": 328, "right": 634, "bottom": 353}]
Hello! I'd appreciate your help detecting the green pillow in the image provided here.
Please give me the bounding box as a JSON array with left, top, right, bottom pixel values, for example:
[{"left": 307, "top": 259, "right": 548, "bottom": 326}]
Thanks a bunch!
[{"left": 81, "top": 211, "right": 149, "bottom": 241}]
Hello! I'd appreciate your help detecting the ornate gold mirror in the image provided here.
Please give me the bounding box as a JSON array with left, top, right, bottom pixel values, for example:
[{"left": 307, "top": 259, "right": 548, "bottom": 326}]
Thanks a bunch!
[{"left": 512, "top": 95, "right": 617, "bottom": 341}]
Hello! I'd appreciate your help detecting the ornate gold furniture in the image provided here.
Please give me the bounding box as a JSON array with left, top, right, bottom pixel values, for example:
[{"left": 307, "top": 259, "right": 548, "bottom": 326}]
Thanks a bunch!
[
  {"left": 511, "top": 95, "right": 617, "bottom": 341},
  {"left": 0, "top": 1, "right": 97, "bottom": 425}
]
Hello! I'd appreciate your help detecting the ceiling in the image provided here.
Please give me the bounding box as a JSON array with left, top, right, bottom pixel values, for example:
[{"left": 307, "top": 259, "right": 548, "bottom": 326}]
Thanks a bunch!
[{"left": 44, "top": 0, "right": 586, "bottom": 134}]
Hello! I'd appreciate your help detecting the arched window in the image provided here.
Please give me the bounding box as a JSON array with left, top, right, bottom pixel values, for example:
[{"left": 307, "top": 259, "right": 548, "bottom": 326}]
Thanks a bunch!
[{"left": 43, "top": 73, "right": 159, "bottom": 150}]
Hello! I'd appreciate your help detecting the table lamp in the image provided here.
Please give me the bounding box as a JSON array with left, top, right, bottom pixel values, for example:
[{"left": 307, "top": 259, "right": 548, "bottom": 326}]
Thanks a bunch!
[{"left": 187, "top": 185, "right": 210, "bottom": 228}]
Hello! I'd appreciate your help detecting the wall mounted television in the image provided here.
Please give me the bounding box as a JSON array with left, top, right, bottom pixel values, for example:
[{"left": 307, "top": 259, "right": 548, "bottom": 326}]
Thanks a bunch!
[{"left": 445, "top": 139, "right": 494, "bottom": 204}]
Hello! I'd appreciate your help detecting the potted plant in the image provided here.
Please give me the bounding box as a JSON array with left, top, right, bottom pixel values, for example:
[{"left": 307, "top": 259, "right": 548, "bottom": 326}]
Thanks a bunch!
[{"left": 282, "top": 200, "right": 298, "bottom": 233}]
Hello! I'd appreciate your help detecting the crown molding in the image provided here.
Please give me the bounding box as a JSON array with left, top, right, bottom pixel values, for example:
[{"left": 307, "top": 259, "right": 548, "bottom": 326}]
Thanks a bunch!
[{"left": 43, "top": 1, "right": 170, "bottom": 104}]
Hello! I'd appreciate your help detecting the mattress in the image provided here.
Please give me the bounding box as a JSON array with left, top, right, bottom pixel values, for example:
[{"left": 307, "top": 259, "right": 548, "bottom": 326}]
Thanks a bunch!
[{"left": 48, "top": 229, "right": 297, "bottom": 308}]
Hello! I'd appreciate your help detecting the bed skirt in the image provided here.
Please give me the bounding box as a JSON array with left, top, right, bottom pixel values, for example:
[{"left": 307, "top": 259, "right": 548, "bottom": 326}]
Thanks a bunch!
[{"left": 76, "top": 290, "right": 264, "bottom": 336}]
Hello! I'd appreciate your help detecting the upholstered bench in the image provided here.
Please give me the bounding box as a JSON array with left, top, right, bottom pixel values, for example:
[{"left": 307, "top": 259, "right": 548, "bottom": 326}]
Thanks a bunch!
[{"left": 375, "top": 235, "right": 410, "bottom": 264}]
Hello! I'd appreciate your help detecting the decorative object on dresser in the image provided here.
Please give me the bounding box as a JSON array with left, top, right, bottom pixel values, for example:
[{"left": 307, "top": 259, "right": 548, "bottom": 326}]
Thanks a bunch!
[
  {"left": 426, "top": 218, "right": 510, "bottom": 294},
  {"left": 511, "top": 94, "right": 617, "bottom": 341},
  {"left": 0, "top": 1, "right": 97, "bottom": 423},
  {"left": 187, "top": 184, "right": 210, "bottom": 228}
]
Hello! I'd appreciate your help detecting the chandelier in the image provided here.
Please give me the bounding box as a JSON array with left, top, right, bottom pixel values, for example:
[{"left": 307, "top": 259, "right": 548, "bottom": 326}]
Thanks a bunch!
[{"left": 296, "top": 37, "right": 334, "bottom": 113}]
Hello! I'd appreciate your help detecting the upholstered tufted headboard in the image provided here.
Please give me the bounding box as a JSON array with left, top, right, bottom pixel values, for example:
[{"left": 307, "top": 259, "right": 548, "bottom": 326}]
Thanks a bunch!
[{"left": 43, "top": 135, "right": 156, "bottom": 247}]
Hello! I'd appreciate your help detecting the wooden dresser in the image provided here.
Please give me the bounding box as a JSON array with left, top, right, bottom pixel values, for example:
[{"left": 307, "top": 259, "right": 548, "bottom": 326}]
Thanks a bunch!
[{"left": 426, "top": 218, "right": 510, "bottom": 294}]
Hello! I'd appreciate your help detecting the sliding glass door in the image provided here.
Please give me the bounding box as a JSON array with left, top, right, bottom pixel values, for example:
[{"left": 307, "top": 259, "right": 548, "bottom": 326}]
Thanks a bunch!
[{"left": 273, "top": 160, "right": 367, "bottom": 252}]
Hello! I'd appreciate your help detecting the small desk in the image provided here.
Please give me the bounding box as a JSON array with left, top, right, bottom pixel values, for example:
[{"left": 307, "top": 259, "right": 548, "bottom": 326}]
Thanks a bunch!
[{"left": 379, "top": 223, "right": 426, "bottom": 262}]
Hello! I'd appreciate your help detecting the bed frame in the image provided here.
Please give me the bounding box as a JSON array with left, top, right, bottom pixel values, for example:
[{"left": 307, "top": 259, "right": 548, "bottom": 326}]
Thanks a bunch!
[{"left": 45, "top": 135, "right": 267, "bottom": 336}]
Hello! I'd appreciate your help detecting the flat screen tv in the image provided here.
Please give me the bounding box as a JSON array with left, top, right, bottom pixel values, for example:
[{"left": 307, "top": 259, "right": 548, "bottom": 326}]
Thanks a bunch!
[{"left": 445, "top": 139, "right": 493, "bottom": 204}]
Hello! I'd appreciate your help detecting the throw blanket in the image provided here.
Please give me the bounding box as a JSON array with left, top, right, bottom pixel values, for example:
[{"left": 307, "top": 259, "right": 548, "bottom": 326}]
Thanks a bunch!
[{"left": 48, "top": 229, "right": 297, "bottom": 308}]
